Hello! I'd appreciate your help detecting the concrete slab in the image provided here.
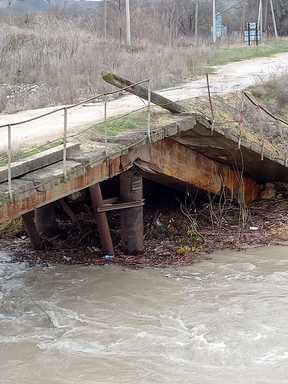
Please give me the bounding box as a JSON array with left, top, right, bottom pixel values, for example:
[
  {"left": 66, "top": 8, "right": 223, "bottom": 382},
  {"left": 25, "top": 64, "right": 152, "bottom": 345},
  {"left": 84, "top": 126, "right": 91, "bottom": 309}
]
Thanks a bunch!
[
  {"left": 70, "top": 150, "right": 107, "bottom": 167},
  {"left": 70, "top": 142, "right": 130, "bottom": 167},
  {"left": 1, "top": 112, "right": 288, "bottom": 224},
  {"left": 22, "top": 160, "right": 84, "bottom": 192},
  {"left": 0, "top": 142, "right": 80, "bottom": 183},
  {"left": 0, "top": 179, "right": 35, "bottom": 204}
]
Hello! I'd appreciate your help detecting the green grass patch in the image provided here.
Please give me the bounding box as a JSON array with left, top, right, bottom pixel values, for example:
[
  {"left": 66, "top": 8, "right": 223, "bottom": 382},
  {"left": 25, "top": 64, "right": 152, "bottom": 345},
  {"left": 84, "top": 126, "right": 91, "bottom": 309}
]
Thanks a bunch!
[
  {"left": 84, "top": 108, "right": 181, "bottom": 140},
  {"left": 95, "top": 111, "right": 148, "bottom": 136},
  {"left": 208, "top": 39, "right": 288, "bottom": 67},
  {"left": 0, "top": 139, "right": 64, "bottom": 167}
]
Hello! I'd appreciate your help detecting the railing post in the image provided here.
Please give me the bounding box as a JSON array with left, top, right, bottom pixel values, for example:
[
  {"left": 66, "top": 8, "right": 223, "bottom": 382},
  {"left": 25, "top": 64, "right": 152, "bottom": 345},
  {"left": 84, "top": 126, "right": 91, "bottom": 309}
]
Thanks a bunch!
[
  {"left": 206, "top": 73, "right": 215, "bottom": 134},
  {"left": 7, "top": 125, "right": 12, "bottom": 200},
  {"left": 63, "top": 107, "right": 68, "bottom": 179},
  {"left": 104, "top": 96, "right": 108, "bottom": 146},
  {"left": 239, "top": 97, "right": 244, "bottom": 149},
  {"left": 147, "top": 80, "right": 151, "bottom": 141},
  {"left": 261, "top": 140, "right": 264, "bottom": 161}
]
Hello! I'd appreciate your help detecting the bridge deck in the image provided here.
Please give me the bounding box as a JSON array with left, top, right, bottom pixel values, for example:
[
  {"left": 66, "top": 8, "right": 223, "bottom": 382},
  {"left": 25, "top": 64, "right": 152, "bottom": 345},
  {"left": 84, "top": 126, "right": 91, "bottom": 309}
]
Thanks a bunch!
[{"left": 0, "top": 107, "right": 288, "bottom": 225}]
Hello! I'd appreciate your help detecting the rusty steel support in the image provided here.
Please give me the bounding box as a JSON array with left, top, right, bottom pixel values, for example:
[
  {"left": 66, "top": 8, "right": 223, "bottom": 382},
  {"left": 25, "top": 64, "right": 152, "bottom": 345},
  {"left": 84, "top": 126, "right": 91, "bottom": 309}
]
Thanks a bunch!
[
  {"left": 97, "top": 200, "right": 144, "bottom": 213},
  {"left": 89, "top": 183, "right": 114, "bottom": 256},
  {"left": 58, "top": 198, "right": 78, "bottom": 225},
  {"left": 22, "top": 211, "right": 43, "bottom": 250},
  {"left": 120, "top": 167, "right": 144, "bottom": 255},
  {"left": 35, "top": 202, "right": 58, "bottom": 239}
]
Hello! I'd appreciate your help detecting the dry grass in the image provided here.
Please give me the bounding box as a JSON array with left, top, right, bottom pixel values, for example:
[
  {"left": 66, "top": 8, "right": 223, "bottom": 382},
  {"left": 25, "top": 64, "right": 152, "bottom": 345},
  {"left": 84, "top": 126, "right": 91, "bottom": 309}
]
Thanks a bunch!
[
  {"left": 0, "top": 13, "right": 288, "bottom": 113},
  {"left": 251, "top": 73, "right": 288, "bottom": 116},
  {"left": 0, "top": 14, "right": 213, "bottom": 113},
  {"left": 249, "top": 74, "right": 288, "bottom": 151},
  {"left": 0, "top": 217, "right": 23, "bottom": 238}
]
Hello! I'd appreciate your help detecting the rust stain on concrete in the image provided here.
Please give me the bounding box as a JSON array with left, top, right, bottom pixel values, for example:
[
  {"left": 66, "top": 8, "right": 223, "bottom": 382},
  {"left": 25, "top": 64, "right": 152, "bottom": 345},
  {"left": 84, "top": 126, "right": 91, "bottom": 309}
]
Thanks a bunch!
[
  {"left": 0, "top": 136, "right": 262, "bottom": 224},
  {"left": 134, "top": 139, "right": 261, "bottom": 204}
]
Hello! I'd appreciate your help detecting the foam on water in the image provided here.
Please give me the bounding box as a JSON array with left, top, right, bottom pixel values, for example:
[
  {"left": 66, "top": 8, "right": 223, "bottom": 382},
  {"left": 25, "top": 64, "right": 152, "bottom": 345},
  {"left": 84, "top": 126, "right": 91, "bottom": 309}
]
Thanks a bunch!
[
  {"left": 37, "top": 339, "right": 111, "bottom": 355},
  {"left": 1, "top": 247, "right": 288, "bottom": 383}
]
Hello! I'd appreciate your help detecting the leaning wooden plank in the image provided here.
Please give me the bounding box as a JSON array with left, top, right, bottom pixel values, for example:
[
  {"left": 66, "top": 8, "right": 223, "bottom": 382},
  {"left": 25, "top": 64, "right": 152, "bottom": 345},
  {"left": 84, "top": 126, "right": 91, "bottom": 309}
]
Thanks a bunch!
[
  {"left": 102, "top": 72, "right": 185, "bottom": 114},
  {"left": 0, "top": 143, "right": 80, "bottom": 183}
]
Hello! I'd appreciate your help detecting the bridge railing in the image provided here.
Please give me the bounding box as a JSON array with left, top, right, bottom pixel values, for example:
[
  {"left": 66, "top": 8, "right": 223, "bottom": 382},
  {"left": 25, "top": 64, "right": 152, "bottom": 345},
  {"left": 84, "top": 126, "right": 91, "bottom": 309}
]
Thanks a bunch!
[
  {"left": 0, "top": 79, "right": 152, "bottom": 200},
  {"left": 204, "top": 73, "right": 288, "bottom": 165},
  {"left": 2, "top": 74, "right": 288, "bottom": 201}
]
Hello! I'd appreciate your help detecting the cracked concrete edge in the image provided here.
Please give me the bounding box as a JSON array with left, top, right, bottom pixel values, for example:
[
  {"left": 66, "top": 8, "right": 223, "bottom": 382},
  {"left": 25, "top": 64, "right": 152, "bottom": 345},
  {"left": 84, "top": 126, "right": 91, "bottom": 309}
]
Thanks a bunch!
[{"left": 0, "top": 142, "right": 80, "bottom": 183}]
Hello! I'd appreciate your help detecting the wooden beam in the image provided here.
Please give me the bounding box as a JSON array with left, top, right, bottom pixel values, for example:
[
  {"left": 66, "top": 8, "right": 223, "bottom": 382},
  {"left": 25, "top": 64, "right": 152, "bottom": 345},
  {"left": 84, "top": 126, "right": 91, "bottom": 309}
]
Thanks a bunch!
[
  {"left": 89, "top": 183, "right": 114, "bottom": 256},
  {"left": 102, "top": 197, "right": 119, "bottom": 205},
  {"left": 58, "top": 199, "right": 78, "bottom": 225},
  {"left": 22, "top": 211, "right": 43, "bottom": 250},
  {"left": 134, "top": 138, "right": 261, "bottom": 205},
  {"left": 102, "top": 72, "right": 185, "bottom": 114},
  {"left": 35, "top": 202, "right": 58, "bottom": 239},
  {"left": 97, "top": 199, "right": 144, "bottom": 213}
]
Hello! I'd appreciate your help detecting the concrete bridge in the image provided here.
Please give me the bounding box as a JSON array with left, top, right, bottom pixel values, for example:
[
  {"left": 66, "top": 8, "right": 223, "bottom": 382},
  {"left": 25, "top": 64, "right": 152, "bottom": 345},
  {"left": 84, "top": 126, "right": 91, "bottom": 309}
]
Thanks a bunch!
[{"left": 0, "top": 78, "right": 288, "bottom": 256}]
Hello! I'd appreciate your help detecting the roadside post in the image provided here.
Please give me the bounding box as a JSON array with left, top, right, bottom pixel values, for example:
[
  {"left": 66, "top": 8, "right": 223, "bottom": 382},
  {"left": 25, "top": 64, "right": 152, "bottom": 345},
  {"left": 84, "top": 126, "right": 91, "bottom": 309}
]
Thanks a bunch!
[{"left": 245, "top": 22, "right": 261, "bottom": 46}]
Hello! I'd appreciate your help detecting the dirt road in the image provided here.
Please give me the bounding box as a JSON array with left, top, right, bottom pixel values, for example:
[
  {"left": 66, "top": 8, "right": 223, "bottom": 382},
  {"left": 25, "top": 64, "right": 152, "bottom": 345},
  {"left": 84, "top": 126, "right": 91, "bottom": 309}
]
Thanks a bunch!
[{"left": 0, "top": 52, "right": 288, "bottom": 151}]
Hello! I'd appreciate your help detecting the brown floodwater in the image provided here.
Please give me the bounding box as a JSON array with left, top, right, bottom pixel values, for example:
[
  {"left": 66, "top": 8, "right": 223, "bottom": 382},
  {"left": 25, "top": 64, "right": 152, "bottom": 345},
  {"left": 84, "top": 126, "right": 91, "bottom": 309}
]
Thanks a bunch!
[{"left": 1, "top": 246, "right": 288, "bottom": 383}]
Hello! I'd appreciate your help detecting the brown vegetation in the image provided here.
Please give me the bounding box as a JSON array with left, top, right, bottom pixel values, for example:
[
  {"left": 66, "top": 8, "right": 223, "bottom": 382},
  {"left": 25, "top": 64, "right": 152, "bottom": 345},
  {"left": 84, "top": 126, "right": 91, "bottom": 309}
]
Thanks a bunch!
[
  {"left": 3, "top": 189, "right": 288, "bottom": 268},
  {"left": 250, "top": 73, "right": 288, "bottom": 151},
  {"left": 251, "top": 74, "right": 288, "bottom": 116},
  {"left": 0, "top": 0, "right": 287, "bottom": 114},
  {"left": 0, "top": 12, "right": 215, "bottom": 113}
]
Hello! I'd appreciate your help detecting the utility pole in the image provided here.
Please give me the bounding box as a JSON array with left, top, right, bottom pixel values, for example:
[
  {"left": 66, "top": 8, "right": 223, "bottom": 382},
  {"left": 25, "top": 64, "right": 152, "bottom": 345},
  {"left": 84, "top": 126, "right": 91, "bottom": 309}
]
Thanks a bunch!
[
  {"left": 212, "top": 0, "right": 216, "bottom": 43},
  {"left": 195, "top": 0, "right": 199, "bottom": 38},
  {"left": 264, "top": 0, "right": 269, "bottom": 33},
  {"left": 125, "top": 0, "right": 131, "bottom": 46},
  {"left": 269, "top": 0, "right": 278, "bottom": 38},
  {"left": 241, "top": 0, "right": 247, "bottom": 37},
  {"left": 104, "top": 0, "right": 108, "bottom": 40},
  {"left": 119, "top": 0, "right": 122, "bottom": 45},
  {"left": 257, "top": 0, "right": 263, "bottom": 40}
]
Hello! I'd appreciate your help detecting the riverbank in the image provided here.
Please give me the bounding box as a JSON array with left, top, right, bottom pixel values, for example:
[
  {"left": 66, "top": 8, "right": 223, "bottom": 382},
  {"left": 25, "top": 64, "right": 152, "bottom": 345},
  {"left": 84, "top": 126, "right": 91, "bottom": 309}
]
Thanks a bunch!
[{"left": 1, "top": 192, "right": 288, "bottom": 268}]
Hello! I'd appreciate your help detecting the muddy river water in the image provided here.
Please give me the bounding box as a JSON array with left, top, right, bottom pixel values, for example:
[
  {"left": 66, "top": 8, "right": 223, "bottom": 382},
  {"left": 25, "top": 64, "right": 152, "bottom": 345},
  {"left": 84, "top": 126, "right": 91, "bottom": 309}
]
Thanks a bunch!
[{"left": 1, "top": 246, "right": 288, "bottom": 383}]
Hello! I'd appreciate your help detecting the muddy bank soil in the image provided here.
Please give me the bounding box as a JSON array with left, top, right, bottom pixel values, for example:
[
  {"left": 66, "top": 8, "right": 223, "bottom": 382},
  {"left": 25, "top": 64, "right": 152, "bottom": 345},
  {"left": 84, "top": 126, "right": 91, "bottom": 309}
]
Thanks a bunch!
[{"left": 1, "top": 194, "right": 288, "bottom": 268}]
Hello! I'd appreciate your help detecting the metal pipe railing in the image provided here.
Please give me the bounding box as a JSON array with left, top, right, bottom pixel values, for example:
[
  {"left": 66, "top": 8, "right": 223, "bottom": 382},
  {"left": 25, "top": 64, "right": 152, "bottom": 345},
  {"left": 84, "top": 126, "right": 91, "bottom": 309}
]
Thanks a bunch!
[
  {"left": 4, "top": 74, "right": 285, "bottom": 202},
  {"left": 7, "top": 125, "right": 12, "bottom": 200},
  {"left": 0, "top": 78, "right": 150, "bottom": 130},
  {"left": 147, "top": 80, "right": 151, "bottom": 141},
  {"left": 2, "top": 78, "right": 152, "bottom": 199},
  {"left": 63, "top": 107, "right": 68, "bottom": 179},
  {"left": 104, "top": 95, "right": 108, "bottom": 147}
]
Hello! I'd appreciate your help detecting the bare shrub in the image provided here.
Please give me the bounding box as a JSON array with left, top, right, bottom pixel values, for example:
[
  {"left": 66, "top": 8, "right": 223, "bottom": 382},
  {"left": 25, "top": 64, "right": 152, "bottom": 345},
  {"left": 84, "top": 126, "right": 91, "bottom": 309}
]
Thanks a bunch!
[{"left": 252, "top": 73, "right": 288, "bottom": 114}]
